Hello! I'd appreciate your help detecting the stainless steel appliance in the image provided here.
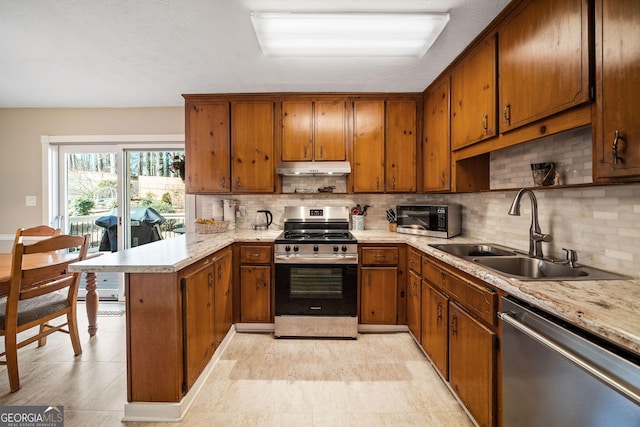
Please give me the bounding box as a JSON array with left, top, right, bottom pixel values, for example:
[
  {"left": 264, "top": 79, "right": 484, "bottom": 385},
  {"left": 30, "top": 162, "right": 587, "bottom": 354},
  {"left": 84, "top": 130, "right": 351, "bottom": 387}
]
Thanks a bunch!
[
  {"left": 499, "top": 297, "right": 640, "bottom": 427},
  {"left": 395, "top": 204, "right": 461, "bottom": 238},
  {"left": 274, "top": 206, "right": 358, "bottom": 338}
]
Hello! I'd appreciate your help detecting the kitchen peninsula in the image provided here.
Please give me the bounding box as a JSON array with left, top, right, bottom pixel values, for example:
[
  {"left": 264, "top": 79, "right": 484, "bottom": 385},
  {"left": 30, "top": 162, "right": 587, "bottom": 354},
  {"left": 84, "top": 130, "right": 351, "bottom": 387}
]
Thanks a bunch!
[{"left": 70, "top": 228, "right": 640, "bottom": 422}]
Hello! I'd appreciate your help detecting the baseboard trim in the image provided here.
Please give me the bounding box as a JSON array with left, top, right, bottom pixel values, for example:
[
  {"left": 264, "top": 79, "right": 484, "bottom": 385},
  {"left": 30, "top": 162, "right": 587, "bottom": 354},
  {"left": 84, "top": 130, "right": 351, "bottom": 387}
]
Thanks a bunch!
[
  {"left": 121, "top": 325, "right": 237, "bottom": 422},
  {"left": 358, "top": 324, "right": 409, "bottom": 333}
]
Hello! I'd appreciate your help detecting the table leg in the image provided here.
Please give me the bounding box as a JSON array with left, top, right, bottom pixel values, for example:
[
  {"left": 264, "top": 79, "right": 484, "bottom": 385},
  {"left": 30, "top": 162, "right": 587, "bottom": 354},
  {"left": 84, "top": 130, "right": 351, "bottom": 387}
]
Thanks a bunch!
[{"left": 85, "top": 272, "right": 99, "bottom": 336}]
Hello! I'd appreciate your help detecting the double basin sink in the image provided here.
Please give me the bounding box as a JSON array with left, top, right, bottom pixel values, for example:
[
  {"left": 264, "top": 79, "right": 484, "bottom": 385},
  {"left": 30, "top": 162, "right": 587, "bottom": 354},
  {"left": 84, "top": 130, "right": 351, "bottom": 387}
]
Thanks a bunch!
[{"left": 429, "top": 243, "right": 628, "bottom": 281}]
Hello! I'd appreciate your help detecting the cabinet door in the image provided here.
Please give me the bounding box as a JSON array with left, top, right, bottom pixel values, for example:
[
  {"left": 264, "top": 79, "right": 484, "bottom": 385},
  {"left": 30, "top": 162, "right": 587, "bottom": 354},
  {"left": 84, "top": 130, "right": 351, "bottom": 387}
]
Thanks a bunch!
[
  {"left": 421, "top": 280, "right": 448, "bottom": 380},
  {"left": 315, "top": 99, "right": 347, "bottom": 161},
  {"left": 353, "top": 100, "right": 385, "bottom": 192},
  {"left": 594, "top": 0, "right": 640, "bottom": 179},
  {"left": 449, "top": 302, "right": 496, "bottom": 427},
  {"left": 231, "top": 101, "right": 275, "bottom": 192},
  {"left": 240, "top": 265, "right": 271, "bottom": 322},
  {"left": 185, "top": 101, "right": 231, "bottom": 193},
  {"left": 423, "top": 77, "right": 451, "bottom": 192},
  {"left": 360, "top": 267, "right": 397, "bottom": 324},
  {"left": 282, "top": 100, "right": 313, "bottom": 161},
  {"left": 451, "top": 35, "right": 497, "bottom": 149},
  {"left": 386, "top": 99, "right": 417, "bottom": 192},
  {"left": 499, "top": 0, "right": 590, "bottom": 132},
  {"left": 213, "top": 248, "right": 232, "bottom": 348},
  {"left": 407, "top": 271, "right": 421, "bottom": 341},
  {"left": 182, "top": 261, "right": 214, "bottom": 389}
]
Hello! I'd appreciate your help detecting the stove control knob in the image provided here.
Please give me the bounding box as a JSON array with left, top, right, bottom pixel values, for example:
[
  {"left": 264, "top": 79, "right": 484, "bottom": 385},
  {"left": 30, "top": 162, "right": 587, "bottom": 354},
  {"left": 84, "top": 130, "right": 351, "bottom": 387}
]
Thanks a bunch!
[
  {"left": 293, "top": 245, "right": 299, "bottom": 252},
  {"left": 342, "top": 245, "right": 348, "bottom": 252},
  {"left": 333, "top": 245, "right": 339, "bottom": 252},
  {"left": 285, "top": 245, "right": 291, "bottom": 252},
  {"left": 313, "top": 245, "right": 319, "bottom": 252}
]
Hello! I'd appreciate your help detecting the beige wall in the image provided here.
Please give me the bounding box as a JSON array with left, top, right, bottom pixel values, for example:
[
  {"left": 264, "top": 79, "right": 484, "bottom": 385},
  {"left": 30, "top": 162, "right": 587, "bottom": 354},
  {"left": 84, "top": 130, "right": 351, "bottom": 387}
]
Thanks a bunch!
[{"left": 0, "top": 107, "right": 184, "bottom": 234}]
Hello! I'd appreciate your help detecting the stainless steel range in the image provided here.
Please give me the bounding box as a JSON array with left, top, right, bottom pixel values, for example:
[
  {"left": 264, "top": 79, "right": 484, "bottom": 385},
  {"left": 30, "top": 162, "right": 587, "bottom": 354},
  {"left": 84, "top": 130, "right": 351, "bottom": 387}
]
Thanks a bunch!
[{"left": 274, "top": 206, "right": 358, "bottom": 338}]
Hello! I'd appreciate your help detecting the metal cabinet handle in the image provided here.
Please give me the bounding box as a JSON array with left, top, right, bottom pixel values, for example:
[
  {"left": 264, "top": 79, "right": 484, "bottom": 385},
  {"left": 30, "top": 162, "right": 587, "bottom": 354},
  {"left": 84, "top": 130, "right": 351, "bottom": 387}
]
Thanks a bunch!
[
  {"left": 319, "top": 145, "right": 323, "bottom": 158},
  {"left": 208, "top": 272, "right": 213, "bottom": 287},
  {"left": 391, "top": 176, "right": 396, "bottom": 190},
  {"left": 503, "top": 103, "right": 511, "bottom": 125},
  {"left": 218, "top": 265, "right": 222, "bottom": 281},
  {"left": 236, "top": 176, "right": 241, "bottom": 189},
  {"left": 376, "top": 176, "right": 380, "bottom": 190},
  {"left": 612, "top": 130, "right": 624, "bottom": 165},
  {"left": 451, "top": 314, "right": 458, "bottom": 335},
  {"left": 436, "top": 301, "right": 442, "bottom": 321},
  {"left": 304, "top": 145, "right": 307, "bottom": 158},
  {"left": 498, "top": 312, "right": 640, "bottom": 405},
  {"left": 482, "top": 114, "right": 488, "bottom": 132},
  {"left": 220, "top": 177, "right": 226, "bottom": 189}
]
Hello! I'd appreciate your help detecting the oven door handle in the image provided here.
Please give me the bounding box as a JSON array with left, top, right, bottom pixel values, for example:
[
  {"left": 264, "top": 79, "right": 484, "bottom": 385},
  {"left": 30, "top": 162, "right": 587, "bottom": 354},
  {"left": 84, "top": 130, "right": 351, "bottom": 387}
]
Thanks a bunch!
[{"left": 274, "top": 256, "right": 358, "bottom": 264}]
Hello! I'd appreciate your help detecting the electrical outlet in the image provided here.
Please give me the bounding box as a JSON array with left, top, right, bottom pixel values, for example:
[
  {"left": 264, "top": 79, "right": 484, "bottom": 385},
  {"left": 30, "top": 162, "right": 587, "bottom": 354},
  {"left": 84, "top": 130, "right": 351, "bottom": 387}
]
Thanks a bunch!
[{"left": 25, "top": 196, "right": 37, "bottom": 206}]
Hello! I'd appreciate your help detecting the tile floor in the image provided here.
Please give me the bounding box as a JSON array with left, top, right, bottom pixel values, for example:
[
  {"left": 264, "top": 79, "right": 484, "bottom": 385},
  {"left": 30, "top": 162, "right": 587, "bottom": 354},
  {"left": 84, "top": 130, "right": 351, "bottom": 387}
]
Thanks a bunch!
[{"left": 0, "top": 304, "right": 473, "bottom": 426}]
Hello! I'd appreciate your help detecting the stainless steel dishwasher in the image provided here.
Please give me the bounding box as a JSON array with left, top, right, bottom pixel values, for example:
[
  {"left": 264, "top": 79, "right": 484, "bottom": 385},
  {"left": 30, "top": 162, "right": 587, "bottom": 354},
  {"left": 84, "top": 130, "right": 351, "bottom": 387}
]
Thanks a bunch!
[{"left": 499, "top": 297, "right": 640, "bottom": 427}]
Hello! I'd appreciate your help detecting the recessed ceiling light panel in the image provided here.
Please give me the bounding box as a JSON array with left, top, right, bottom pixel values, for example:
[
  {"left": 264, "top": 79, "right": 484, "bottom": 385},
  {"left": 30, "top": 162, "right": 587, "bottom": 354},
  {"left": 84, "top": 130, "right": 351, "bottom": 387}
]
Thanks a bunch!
[{"left": 250, "top": 12, "right": 450, "bottom": 57}]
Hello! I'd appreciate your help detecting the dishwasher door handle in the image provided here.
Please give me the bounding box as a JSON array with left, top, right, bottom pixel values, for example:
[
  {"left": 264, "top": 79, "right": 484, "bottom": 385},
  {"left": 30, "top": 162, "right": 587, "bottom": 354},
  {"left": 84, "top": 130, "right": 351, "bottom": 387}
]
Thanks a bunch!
[{"left": 498, "top": 311, "right": 640, "bottom": 405}]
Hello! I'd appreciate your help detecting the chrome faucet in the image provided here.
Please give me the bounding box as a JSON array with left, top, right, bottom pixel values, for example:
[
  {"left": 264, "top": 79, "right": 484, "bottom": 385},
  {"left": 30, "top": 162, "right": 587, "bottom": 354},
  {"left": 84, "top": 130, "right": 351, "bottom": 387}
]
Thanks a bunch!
[{"left": 508, "top": 189, "right": 552, "bottom": 258}]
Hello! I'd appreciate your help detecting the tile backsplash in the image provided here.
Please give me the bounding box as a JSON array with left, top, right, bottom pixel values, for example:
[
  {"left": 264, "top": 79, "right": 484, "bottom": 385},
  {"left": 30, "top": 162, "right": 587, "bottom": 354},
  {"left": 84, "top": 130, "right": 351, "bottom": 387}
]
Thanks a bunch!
[{"left": 196, "top": 126, "right": 639, "bottom": 278}]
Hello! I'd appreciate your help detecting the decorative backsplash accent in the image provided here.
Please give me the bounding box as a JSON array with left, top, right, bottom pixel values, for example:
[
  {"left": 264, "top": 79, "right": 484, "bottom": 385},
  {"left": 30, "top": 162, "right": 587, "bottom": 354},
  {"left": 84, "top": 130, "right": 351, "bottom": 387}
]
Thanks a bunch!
[{"left": 196, "top": 127, "right": 639, "bottom": 278}]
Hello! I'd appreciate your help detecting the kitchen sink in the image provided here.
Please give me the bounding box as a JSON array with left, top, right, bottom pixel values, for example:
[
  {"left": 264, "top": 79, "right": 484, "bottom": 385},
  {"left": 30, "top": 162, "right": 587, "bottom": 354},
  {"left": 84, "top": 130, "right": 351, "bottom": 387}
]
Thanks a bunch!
[
  {"left": 429, "top": 243, "right": 518, "bottom": 257},
  {"left": 430, "top": 242, "right": 629, "bottom": 281},
  {"left": 474, "top": 256, "right": 628, "bottom": 281}
]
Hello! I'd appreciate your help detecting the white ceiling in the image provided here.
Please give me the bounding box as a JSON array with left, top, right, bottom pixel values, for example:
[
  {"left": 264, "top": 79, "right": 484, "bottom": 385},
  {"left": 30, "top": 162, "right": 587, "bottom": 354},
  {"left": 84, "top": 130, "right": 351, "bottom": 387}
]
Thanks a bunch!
[{"left": 0, "top": 0, "right": 511, "bottom": 108}]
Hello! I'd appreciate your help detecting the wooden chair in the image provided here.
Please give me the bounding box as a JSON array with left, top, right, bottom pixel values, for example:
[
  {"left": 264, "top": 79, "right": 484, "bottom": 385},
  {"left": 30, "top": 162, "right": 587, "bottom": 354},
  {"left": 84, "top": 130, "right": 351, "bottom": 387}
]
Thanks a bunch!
[
  {"left": 13, "top": 225, "right": 61, "bottom": 245},
  {"left": 0, "top": 234, "right": 89, "bottom": 392}
]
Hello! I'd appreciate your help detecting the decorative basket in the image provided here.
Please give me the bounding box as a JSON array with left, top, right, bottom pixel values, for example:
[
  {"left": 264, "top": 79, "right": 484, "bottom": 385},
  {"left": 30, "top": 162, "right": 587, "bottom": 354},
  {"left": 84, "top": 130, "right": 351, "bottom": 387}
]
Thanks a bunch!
[{"left": 194, "top": 221, "right": 229, "bottom": 234}]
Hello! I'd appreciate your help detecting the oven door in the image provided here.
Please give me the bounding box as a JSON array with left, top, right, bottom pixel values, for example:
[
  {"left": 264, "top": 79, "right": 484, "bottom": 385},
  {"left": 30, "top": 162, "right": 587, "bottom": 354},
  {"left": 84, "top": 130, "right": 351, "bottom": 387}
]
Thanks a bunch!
[{"left": 275, "top": 263, "right": 358, "bottom": 316}]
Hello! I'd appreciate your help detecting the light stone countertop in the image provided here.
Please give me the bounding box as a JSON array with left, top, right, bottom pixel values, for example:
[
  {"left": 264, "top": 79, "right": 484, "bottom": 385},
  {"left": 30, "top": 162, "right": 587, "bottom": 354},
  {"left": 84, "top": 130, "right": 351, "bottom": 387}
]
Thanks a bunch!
[{"left": 70, "top": 228, "right": 640, "bottom": 356}]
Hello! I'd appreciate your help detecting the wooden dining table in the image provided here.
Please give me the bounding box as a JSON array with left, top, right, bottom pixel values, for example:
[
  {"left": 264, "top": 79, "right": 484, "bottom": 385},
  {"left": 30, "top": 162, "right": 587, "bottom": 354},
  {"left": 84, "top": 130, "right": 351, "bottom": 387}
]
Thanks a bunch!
[{"left": 0, "top": 252, "right": 101, "bottom": 337}]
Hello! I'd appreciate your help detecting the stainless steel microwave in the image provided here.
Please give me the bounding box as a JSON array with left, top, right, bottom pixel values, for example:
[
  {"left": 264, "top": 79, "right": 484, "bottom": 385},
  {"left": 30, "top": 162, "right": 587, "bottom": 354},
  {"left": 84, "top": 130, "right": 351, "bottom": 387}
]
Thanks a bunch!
[{"left": 396, "top": 205, "right": 461, "bottom": 238}]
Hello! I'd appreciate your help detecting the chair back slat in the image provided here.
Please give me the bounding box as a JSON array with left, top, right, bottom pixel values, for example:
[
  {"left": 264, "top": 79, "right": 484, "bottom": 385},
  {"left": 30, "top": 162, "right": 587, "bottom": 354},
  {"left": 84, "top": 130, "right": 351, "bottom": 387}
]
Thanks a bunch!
[
  {"left": 20, "top": 276, "right": 75, "bottom": 300},
  {"left": 14, "top": 226, "right": 61, "bottom": 245},
  {"left": 10, "top": 235, "right": 89, "bottom": 302}
]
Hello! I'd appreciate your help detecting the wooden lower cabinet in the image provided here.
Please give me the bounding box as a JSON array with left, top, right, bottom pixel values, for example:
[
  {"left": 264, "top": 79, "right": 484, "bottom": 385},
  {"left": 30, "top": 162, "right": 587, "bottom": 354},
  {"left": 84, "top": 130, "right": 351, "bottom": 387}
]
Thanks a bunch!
[
  {"left": 126, "top": 246, "right": 233, "bottom": 403},
  {"left": 407, "top": 270, "right": 422, "bottom": 341},
  {"left": 182, "top": 258, "right": 215, "bottom": 390},
  {"left": 213, "top": 248, "right": 233, "bottom": 348},
  {"left": 421, "top": 280, "right": 449, "bottom": 380},
  {"left": 449, "top": 302, "right": 496, "bottom": 427},
  {"left": 238, "top": 244, "right": 273, "bottom": 323},
  {"left": 360, "top": 267, "right": 397, "bottom": 324},
  {"left": 418, "top": 252, "right": 498, "bottom": 427},
  {"left": 240, "top": 265, "right": 271, "bottom": 322}
]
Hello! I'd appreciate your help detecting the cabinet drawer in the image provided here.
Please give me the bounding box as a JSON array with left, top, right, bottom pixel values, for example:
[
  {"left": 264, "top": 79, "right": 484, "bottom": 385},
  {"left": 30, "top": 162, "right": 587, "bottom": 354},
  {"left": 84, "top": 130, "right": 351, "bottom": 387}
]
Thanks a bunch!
[
  {"left": 407, "top": 249, "right": 422, "bottom": 275},
  {"left": 443, "top": 272, "right": 496, "bottom": 326},
  {"left": 240, "top": 246, "right": 272, "bottom": 264},
  {"left": 422, "top": 257, "right": 444, "bottom": 286},
  {"left": 361, "top": 247, "right": 399, "bottom": 265}
]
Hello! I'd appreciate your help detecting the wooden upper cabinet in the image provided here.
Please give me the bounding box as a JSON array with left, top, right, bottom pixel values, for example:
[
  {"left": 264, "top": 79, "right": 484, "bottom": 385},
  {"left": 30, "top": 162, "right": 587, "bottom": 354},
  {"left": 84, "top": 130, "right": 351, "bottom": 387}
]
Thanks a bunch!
[
  {"left": 423, "top": 77, "right": 451, "bottom": 192},
  {"left": 593, "top": 0, "right": 640, "bottom": 180},
  {"left": 499, "top": 0, "right": 591, "bottom": 132},
  {"left": 231, "top": 101, "right": 275, "bottom": 193},
  {"left": 314, "top": 99, "right": 347, "bottom": 161},
  {"left": 281, "top": 100, "right": 313, "bottom": 161},
  {"left": 386, "top": 99, "right": 417, "bottom": 192},
  {"left": 353, "top": 99, "right": 385, "bottom": 192},
  {"left": 281, "top": 98, "right": 347, "bottom": 161},
  {"left": 451, "top": 35, "right": 497, "bottom": 150},
  {"left": 185, "top": 101, "right": 231, "bottom": 194}
]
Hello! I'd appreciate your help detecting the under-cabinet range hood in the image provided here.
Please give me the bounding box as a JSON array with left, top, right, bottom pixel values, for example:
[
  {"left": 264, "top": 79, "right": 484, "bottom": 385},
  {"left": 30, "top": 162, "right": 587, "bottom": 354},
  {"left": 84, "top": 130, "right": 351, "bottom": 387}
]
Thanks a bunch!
[{"left": 276, "top": 161, "right": 351, "bottom": 176}]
